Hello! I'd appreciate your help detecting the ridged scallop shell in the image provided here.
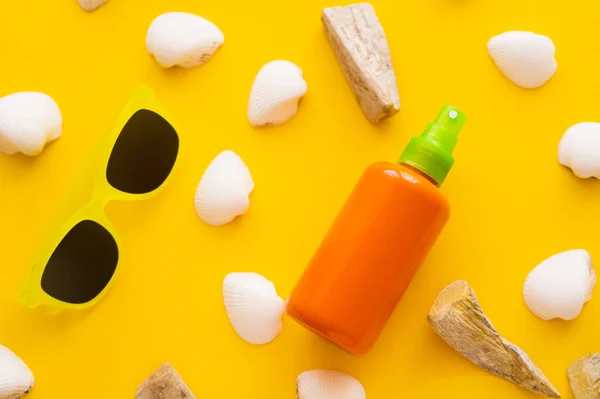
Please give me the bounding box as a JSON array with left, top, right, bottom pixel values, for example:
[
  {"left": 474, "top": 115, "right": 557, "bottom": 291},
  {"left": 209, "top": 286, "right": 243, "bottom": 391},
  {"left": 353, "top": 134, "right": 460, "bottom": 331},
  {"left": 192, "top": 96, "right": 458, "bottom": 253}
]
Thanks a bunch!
[
  {"left": 78, "top": 0, "right": 108, "bottom": 11},
  {"left": 0, "top": 345, "right": 34, "bottom": 399},
  {"left": 568, "top": 353, "right": 600, "bottom": 399},
  {"left": 297, "top": 370, "right": 366, "bottom": 399},
  {"left": 223, "top": 272, "right": 285, "bottom": 345},
  {"left": 558, "top": 122, "right": 600, "bottom": 179},
  {"left": 194, "top": 150, "right": 254, "bottom": 226},
  {"left": 146, "top": 12, "right": 224, "bottom": 68},
  {"left": 248, "top": 60, "right": 307, "bottom": 127},
  {"left": 523, "top": 249, "right": 596, "bottom": 321},
  {"left": 487, "top": 31, "right": 557, "bottom": 89},
  {"left": 0, "top": 92, "right": 62, "bottom": 156}
]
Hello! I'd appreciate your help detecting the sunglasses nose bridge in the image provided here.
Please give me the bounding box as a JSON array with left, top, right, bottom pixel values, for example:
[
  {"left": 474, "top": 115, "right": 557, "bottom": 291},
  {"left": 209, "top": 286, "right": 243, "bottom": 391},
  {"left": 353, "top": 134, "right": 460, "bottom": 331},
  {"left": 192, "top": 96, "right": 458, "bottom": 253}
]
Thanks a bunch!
[
  {"left": 87, "top": 188, "right": 113, "bottom": 211},
  {"left": 19, "top": 274, "right": 42, "bottom": 308}
]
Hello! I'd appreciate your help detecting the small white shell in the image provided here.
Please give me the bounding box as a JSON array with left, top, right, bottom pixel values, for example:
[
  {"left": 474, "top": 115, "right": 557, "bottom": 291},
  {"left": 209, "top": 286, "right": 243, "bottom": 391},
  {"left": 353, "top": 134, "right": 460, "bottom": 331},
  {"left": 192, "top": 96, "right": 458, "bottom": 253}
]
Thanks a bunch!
[
  {"left": 146, "top": 12, "right": 224, "bottom": 69},
  {"left": 523, "top": 249, "right": 596, "bottom": 321},
  {"left": 0, "top": 345, "right": 34, "bottom": 398},
  {"left": 558, "top": 122, "right": 600, "bottom": 179},
  {"left": 297, "top": 370, "right": 366, "bottom": 399},
  {"left": 78, "top": 0, "right": 108, "bottom": 11},
  {"left": 194, "top": 150, "right": 254, "bottom": 226},
  {"left": 487, "top": 31, "right": 557, "bottom": 89},
  {"left": 248, "top": 60, "right": 307, "bottom": 127},
  {"left": 223, "top": 272, "right": 285, "bottom": 345},
  {"left": 0, "top": 92, "right": 62, "bottom": 156}
]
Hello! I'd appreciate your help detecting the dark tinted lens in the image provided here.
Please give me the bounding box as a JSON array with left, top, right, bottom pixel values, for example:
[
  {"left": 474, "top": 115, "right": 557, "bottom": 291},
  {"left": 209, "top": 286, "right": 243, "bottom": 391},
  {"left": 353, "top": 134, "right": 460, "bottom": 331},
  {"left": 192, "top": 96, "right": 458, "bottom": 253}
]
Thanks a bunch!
[
  {"left": 106, "top": 109, "right": 179, "bottom": 194},
  {"left": 41, "top": 220, "right": 118, "bottom": 304}
]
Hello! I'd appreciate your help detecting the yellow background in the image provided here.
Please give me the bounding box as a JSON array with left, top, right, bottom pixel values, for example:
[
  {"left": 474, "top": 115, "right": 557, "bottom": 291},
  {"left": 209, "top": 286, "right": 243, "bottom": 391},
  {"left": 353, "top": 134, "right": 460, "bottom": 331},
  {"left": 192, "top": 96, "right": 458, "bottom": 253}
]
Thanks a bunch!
[{"left": 0, "top": 0, "right": 598, "bottom": 397}]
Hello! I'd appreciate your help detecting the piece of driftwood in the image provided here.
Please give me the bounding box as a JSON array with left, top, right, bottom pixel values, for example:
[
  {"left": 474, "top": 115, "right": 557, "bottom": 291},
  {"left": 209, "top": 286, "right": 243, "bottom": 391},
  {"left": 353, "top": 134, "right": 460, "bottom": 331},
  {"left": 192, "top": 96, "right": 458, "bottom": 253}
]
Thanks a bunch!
[
  {"left": 322, "top": 3, "right": 400, "bottom": 124},
  {"left": 428, "top": 280, "right": 560, "bottom": 398},
  {"left": 78, "top": 0, "right": 109, "bottom": 11},
  {"left": 568, "top": 353, "right": 600, "bottom": 399},
  {"left": 136, "top": 363, "right": 196, "bottom": 399}
]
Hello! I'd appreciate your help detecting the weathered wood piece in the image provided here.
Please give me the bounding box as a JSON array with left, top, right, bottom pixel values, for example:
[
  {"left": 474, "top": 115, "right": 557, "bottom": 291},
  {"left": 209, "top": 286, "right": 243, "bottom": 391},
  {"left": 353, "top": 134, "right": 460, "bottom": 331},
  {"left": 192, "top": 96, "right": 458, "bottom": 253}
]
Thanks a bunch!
[
  {"left": 78, "top": 0, "right": 109, "bottom": 12},
  {"left": 136, "top": 363, "right": 196, "bottom": 399},
  {"left": 322, "top": 3, "right": 400, "bottom": 124},
  {"left": 428, "top": 280, "right": 560, "bottom": 398},
  {"left": 568, "top": 353, "right": 600, "bottom": 399}
]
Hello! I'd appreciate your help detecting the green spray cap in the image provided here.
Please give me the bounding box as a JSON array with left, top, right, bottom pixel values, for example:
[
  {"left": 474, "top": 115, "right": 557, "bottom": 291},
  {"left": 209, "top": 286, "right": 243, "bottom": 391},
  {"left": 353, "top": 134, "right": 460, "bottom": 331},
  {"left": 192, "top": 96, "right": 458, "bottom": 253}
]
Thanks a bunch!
[{"left": 398, "top": 105, "right": 466, "bottom": 186}]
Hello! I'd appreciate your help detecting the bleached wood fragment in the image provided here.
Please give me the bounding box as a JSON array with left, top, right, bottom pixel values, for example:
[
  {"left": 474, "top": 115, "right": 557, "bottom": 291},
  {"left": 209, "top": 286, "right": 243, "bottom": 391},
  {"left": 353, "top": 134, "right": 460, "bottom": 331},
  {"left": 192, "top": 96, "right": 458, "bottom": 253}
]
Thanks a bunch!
[
  {"left": 136, "top": 363, "right": 196, "bottom": 399},
  {"left": 428, "top": 280, "right": 560, "bottom": 398},
  {"left": 322, "top": 3, "right": 400, "bottom": 124}
]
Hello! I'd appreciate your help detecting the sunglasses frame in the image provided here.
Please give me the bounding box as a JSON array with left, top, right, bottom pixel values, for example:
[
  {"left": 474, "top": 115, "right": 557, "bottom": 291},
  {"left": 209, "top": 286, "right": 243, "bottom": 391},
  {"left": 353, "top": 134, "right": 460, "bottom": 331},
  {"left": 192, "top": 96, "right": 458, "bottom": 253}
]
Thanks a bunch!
[{"left": 19, "top": 85, "right": 179, "bottom": 310}]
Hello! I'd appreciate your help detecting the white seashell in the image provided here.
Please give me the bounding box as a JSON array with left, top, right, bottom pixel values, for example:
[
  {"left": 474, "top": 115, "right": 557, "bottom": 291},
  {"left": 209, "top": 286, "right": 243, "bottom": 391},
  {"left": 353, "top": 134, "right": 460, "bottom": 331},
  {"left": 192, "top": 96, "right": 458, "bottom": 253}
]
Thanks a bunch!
[
  {"left": 0, "top": 345, "right": 34, "bottom": 399},
  {"left": 558, "top": 122, "right": 600, "bottom": 179},
  {"left": 297, "top": 370, "right": 366, "bottom": 399},
  {"left": 523, "top": 249, "right": 596, "bottom": 321},
  {"left": 248, "top": 60, "right": 307, "bottom": 127},
  {"left": 223, "top": 272, "right": 285, "bottom": 345},
  {"left": 146, "top": 12, "right": 224, "bottom": 69},
  {"left": 487, "top": 31, "right": 557, "bottom": 89},
  {"left": 194, "top": 150, "right": 254, "bottom": 226},
  {"left": 0, "top": 92, "right": 62, "bottom": 156},
  {"left": 78, "top": 0, "right": 108, "bottom": 11}
]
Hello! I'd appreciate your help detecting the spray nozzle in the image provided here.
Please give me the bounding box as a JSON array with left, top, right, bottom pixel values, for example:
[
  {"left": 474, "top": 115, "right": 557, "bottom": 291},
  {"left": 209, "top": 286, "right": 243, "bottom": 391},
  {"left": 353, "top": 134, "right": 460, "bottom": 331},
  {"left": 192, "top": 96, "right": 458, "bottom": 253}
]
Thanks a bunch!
[
  {"left": 398, "top": 105, "right": 467, "bottom": 186},
  {"left": 425, "top": 105, "right": 466, "bottom": 151}
]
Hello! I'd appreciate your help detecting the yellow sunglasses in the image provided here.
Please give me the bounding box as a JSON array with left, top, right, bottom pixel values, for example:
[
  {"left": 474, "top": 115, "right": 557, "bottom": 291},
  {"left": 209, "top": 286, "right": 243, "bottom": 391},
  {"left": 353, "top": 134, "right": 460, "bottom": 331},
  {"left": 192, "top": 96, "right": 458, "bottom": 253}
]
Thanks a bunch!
[{"left": 19, "top": 85, "right": 180, "bottom": 310}]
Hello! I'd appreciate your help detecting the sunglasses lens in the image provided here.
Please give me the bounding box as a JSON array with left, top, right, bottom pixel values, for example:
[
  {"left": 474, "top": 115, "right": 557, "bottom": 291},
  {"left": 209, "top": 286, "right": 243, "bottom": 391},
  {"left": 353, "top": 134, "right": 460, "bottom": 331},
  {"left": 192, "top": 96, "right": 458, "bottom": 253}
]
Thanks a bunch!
[
  {"left": 106, "top": 109, "right": 179, "bottom": 194},
  {"left": 41, "top": 220, "right": 118, "bottom": 304}
]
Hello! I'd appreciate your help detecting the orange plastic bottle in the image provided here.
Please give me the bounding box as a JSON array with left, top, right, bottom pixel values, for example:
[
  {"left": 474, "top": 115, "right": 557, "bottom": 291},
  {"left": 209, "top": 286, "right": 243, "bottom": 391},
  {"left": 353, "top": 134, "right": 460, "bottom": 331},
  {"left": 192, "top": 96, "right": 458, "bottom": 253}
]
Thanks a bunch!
[{"left": 287, "top": 105, "right": 466, "bottom": 356}]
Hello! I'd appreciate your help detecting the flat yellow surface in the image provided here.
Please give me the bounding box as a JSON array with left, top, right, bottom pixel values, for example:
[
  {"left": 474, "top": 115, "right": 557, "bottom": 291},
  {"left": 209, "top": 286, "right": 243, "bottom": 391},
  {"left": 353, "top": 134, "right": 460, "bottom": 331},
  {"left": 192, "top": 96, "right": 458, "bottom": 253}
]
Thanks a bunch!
[{"left": 0, "top": 0, "right": 599, "bottom": 397}]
